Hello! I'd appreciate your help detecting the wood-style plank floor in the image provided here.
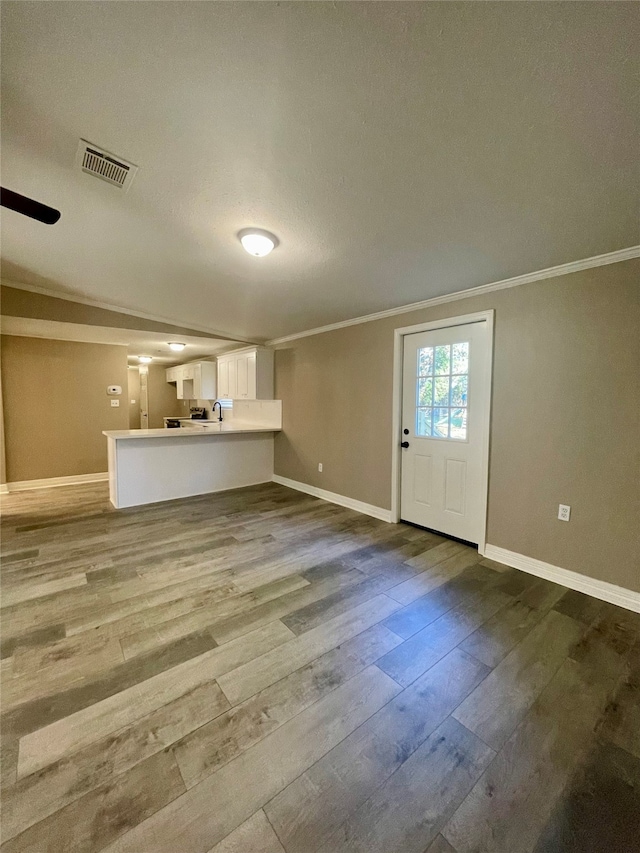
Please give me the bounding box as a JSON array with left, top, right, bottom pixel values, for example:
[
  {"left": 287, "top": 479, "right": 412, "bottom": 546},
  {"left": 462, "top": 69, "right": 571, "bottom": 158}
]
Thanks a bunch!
[{"left": 1, "top": 482, "right": 639, "bottom": 853}]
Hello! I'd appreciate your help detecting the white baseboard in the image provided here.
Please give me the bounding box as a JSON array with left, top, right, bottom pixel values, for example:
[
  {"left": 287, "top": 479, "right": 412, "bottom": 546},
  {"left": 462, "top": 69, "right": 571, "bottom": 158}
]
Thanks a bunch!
[
  {"left": 484, "top": 544, "right": 640, "bottom": 614},
  {"left": 272, "top": 474, "right": 393, "bottom": 523},
  {"left": 0, "top": 484, "right": 9, "bottom": 495},
  {"left": 4, "top": 472, "right": 109, "bottom": 493}
]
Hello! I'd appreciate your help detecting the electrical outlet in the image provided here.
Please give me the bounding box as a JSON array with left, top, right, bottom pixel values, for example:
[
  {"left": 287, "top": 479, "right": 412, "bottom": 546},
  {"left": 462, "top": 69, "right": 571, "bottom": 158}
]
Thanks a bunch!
[
  {"left": 110, "top": 399, "right": 120, "bottom": 407},
  {"left": 558, "top": 504, "right": 571, "bottom": 522},
  {"left": 318, "top": 463, "right": 323, "bottom": 473}
]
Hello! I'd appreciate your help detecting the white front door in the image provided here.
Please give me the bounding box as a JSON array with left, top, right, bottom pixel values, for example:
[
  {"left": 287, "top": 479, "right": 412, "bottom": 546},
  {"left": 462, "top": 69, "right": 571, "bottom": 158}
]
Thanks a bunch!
[{"left": 400, "top": 321, "right": 490, "bottom": 543}]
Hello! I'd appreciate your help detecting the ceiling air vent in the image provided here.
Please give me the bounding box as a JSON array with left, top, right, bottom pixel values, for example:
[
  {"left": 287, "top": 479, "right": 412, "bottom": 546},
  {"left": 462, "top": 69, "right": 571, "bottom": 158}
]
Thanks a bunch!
[{"left": 75, "top": 139, "right": 138, "bottom": 192}]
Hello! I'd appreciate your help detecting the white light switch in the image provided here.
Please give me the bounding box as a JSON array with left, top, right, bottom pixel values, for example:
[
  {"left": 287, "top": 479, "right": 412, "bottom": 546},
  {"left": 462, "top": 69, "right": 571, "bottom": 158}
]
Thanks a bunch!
[{"left": 111, "top": 399, "right": 120, "bottom": 407}]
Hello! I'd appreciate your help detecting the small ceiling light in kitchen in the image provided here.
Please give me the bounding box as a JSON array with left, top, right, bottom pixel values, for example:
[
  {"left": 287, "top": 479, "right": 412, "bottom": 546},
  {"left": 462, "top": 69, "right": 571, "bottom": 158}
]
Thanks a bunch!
[
  {"left": 168, "top": 342, "right": 186, "bottom": 352},
  {"left": 138, "top": 355, "right": 152, "bottom": 363},
  {"left": 238, "top": 228, "right": 279, "bottom": 257}
]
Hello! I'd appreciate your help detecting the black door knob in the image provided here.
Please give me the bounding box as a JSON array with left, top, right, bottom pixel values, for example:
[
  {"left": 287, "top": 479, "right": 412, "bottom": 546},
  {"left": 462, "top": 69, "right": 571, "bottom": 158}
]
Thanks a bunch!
[{"left": 401, "top": 441, "right": 410, "bottom": 448}]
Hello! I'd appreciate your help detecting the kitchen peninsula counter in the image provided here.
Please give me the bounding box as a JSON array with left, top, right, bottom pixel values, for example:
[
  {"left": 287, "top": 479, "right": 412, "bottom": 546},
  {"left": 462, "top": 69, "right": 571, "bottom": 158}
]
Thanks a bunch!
[{"left": 103, "top": 423, "right": 280, "bottom": 508}]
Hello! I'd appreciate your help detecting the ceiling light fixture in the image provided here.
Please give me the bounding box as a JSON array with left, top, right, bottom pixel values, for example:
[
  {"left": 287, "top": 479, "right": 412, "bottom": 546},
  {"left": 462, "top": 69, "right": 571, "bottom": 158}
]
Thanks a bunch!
[
  {"left": 138, "top": 355, "right": 152, "bottom": 363},
  {"left": 238, "top": 228, "right": 279, "bottom": 257},
  {"left": 168, "top": 342, "right": 186, "bottom": 352}
]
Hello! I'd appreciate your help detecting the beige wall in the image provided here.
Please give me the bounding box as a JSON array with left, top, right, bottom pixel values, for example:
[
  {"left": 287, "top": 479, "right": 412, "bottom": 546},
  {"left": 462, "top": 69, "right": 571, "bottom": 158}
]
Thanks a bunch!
[
  {"left": 274, "top": 259, "right": 640, "bottom": 593},
  {"left": 146, "top": 363, "right": 185, "bottom": 428},
  {"left": 1, "top": 336, "right": 129, "bottom": 481}
]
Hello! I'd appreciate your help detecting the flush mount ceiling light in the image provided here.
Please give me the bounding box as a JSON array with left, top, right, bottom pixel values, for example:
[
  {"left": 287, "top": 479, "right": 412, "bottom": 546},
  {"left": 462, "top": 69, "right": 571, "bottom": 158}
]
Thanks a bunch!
[
  {"left": 168, "top": 342, "right": 186, "bottom": 352},
  {"left": 238, "top": 228, "right": 279, "bottom": 257},
  {"left": 138, "top": 355, "right": 152, "bottom": 363}
]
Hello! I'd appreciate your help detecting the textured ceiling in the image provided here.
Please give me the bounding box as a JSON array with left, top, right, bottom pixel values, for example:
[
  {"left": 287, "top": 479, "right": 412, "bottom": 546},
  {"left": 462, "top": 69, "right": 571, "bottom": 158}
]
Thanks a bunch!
[{"left": 1, "top": 2, "right": 638, "bottom": 340}]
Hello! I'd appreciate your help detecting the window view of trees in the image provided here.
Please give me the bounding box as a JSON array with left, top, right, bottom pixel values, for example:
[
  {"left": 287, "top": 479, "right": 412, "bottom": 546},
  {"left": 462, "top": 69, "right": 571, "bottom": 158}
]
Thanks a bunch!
[{"left": 416, "top": 343, "right": 468, "bottom": 440}]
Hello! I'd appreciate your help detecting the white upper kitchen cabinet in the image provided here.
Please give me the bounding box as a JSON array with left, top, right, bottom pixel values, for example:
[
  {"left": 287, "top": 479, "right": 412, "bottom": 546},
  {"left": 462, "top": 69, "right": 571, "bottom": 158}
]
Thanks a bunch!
[
  {"left": 217, "top": 355, "right": 233, "bottom": 399},
  {"left": 192, "top": 362, "right": 217, "bottom": 399},
  {"left": 216, "top": 347, "right": 273, "bottom": 400},
  {"left": 166, "top": 361, "right": 217, "bottom": 400}
]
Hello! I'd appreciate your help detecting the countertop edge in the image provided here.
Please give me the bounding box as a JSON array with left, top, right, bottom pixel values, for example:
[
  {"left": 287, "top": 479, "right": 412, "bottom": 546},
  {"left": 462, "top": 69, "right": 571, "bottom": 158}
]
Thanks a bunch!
[{"left": 103, "top": 425, "right": 281, "bottom": 439}]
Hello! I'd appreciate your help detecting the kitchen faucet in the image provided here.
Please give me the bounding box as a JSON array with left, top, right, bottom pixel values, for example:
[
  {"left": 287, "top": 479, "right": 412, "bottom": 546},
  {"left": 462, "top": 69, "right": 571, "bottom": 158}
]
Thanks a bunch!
[{"left": 211, "top": 401, "right": 223, "bottom": 422}]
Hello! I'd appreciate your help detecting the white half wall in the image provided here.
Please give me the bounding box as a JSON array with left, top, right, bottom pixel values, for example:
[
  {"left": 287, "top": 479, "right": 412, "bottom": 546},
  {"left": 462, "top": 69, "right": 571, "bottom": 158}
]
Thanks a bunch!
[{"left": 109, "top": 433, "right": 274, "bottom": 508}]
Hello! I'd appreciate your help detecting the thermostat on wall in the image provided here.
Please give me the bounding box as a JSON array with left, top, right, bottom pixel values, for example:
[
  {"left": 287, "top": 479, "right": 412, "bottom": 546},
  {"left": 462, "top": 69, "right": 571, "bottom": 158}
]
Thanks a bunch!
[{"left": 107, "top": 386, "right": 122, "bottom": 395}]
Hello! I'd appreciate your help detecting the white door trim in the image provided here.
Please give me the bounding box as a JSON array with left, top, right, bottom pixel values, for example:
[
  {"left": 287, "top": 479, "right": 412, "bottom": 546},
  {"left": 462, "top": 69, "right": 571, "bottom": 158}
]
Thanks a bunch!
[{"left": 391, "top": 310, "right": 494, "bottom": 553}]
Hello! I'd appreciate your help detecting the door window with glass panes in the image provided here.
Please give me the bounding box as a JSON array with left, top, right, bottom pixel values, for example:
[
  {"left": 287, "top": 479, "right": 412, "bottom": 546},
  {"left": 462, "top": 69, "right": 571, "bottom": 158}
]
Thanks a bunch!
[{"left": 415, "top": 342, "right": 469, "bottom": 440}]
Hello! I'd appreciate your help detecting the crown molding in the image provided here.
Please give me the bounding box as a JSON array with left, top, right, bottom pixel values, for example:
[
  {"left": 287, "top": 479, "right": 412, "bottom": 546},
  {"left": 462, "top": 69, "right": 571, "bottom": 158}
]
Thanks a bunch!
[
  {"left": 0, "top": 278, "right": 256, "bottom": 344},
  {"left": 267, "top": 245, "right": 640, "bottom": 346}
]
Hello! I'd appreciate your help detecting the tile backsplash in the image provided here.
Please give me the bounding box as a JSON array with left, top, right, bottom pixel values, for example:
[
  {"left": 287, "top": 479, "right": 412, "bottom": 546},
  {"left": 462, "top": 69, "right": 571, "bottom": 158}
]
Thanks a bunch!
[
  {"left": 232, "top": 399, "right": 282, "bottom": 428},
  {"left": 192, "top": 399, "right": 282, "bottom": 428}
]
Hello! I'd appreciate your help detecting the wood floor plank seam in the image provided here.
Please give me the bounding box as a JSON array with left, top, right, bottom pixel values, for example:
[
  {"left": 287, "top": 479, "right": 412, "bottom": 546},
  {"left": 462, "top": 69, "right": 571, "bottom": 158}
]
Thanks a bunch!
[
  {"left": 216, "top": 595, "right": 402, "bottom": 706},
  {"left": 99, "top": 666, "right": 402, "bottom": 852},
  {"left": 315, "top": 717, "right": 496, "bottom": 853},
  {"left": 1, "top": 679, "right": 230, "bottom": 841},
  {"left": 263, "top": 649, "right": 492, "bottom": 853},
  {"left": 12, "top": 621, "right": 295, "bottom": 778},
  {"left": 171, "top": 624, "right": 403, "bottom": 789},
  {"left": 261, "top": 808, "right": 288, "bottom": 853}
]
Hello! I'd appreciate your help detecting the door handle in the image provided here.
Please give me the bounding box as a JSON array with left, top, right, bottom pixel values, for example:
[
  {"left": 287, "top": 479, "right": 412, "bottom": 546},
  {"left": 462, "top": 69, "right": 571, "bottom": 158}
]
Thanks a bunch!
[{"left": 401, "top": 441, "right": 410, "bottom": 448}]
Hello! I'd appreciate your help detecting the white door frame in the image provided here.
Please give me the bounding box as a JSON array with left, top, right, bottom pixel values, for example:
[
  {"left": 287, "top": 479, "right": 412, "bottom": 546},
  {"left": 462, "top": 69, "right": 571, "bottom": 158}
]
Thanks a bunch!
[{"left": 390, "top": 309, "right": 494, "bottom": 554}]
